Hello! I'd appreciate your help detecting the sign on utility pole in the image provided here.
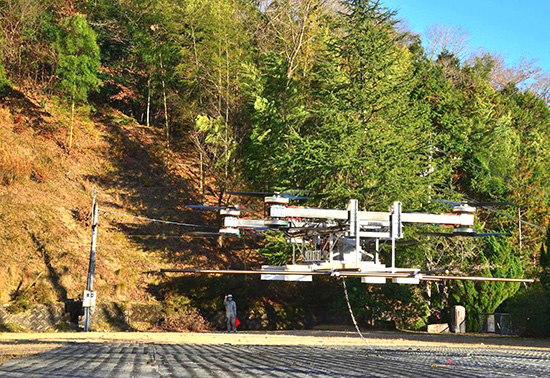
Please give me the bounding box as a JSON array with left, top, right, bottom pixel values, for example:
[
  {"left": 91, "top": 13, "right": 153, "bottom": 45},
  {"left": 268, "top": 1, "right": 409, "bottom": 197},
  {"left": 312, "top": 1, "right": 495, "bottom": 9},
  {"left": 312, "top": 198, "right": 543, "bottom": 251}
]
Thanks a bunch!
[{"left": 84, "top": 189, "right": 99, "bottom": 332}]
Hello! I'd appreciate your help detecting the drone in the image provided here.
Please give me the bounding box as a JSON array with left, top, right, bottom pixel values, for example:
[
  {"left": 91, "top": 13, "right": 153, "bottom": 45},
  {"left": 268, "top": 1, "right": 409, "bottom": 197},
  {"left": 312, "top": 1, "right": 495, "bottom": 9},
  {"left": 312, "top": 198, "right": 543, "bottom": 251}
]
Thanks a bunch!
[{"left": 162, "top": 192, "right": 534, "bottom": 285}]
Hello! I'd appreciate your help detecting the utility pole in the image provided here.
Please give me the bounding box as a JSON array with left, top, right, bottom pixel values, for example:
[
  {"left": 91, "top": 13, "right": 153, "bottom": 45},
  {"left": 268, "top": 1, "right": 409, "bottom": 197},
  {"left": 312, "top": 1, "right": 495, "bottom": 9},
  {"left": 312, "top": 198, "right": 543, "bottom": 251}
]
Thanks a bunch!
[{"left": 84, "top": 188, "right": 99, "bottom": 332}]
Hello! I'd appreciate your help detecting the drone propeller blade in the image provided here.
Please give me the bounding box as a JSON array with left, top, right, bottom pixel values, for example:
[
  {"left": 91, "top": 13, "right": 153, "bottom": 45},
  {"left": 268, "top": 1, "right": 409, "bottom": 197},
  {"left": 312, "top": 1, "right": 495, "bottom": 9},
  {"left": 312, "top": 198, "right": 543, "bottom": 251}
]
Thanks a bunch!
[
  {"left": 281, "top": 194, "right": 311, "bottom": 200},
  {"left": 228, "top": 190, "right": 311, "bottom": 200},
  {"left": 430, "top": 199, "right": 517, "bottom": 207},
  {"left": 282, "top": 225, "right": 346, "bottom": 236},
  {"left": 395, "top": 239, "right": 420, "bottom": 245},
  {"left": 240, "top": 226, "right": 270, "bottom": 231},
  {"left": 472, "top": 232, "right": 512, "bottom": 238},
  {"left": 186, "top": 205, "right": 225, "bottom": 210},
  {"left": 370, "top": 239, "right": 419, "bottom": 247},
  {"left": 283, "top": 189, "right": 314, "bottom": 195},
  {"left": 228, "top": 191, "right": 271, "bottom": 197},
  {"left": 465, "top": 200, "right": 517, "bottom": 207},
  {"left": 181, "top": 230, "right": 265, "bottom": 238},
  {"left": 430, "top": 199, "right": 461, "bottom": 206},
  {"left": 284, "top": 225, "right": 345, "bottom": 232},
  {"left": 419, "top": 231, "right": 455, "bottom": 237},
  {"left": 186, "top": 204, "right": 253, "bottom": 211},
  {"left": 420, "top": 231, "right": 511, "bottom": 238},
  {"left": 182, "top": 231, "right": 226, "bottom": 236}
]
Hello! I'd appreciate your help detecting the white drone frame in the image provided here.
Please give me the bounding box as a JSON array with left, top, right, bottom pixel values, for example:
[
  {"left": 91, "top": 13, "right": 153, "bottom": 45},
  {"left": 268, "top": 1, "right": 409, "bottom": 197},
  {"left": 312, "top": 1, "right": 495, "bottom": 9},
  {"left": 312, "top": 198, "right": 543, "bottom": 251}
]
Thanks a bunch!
[{"left": 163, "top": 196, "right": 533, "bottom": 284}]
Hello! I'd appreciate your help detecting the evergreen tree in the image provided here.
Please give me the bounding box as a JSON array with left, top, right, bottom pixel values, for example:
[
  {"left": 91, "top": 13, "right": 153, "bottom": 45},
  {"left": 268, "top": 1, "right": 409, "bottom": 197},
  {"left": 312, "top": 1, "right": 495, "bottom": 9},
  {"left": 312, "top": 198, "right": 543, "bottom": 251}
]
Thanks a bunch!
[
  {"left": 244, "top": 0, "right": 449, "bottom": 209},
  {"left": 55, "top": 13, "right": 101, "bottom": 150},
  {"left": 540, "top": 227, "right": 550, "bottom": 289},
  {"left": 451, "top": 237, "right": 523, "bottom": 331}
]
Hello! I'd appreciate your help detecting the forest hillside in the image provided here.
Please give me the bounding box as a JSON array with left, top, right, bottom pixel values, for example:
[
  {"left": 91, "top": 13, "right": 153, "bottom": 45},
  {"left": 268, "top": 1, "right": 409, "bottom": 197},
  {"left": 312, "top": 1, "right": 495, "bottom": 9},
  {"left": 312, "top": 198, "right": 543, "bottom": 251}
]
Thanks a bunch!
[{"left": 1, "top": 0, "right": 550, "bottom": 333}]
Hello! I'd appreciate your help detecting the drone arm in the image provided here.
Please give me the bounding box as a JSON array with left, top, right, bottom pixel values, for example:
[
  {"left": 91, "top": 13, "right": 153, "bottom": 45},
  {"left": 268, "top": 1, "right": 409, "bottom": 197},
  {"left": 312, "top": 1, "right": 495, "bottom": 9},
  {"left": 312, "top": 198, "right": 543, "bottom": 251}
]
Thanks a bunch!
[{"left": 269, "top": 207, "right": 474, "bottom": 227}]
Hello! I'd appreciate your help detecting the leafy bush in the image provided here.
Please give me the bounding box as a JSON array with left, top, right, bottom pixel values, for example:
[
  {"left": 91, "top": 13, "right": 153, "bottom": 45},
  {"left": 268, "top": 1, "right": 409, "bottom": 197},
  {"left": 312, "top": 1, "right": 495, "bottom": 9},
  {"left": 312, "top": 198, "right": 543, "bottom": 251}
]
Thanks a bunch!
[
  {"left": 159, "top": 292, "right": 211, "bottom": 331},
  {"left": 0, "top": 323, "right": 30, "bottom": 332},
  {"left": 0, "top": 61, "right": 10, "bottom": 98},
  {"left": 6, "top": 293, "right": 31, "bottom": 314},
  {"left": 506, "top": 287, "right": 550, "bottom": 337},
  {"left": 260, "top": 230, "right": 294, "bottom": 265}
]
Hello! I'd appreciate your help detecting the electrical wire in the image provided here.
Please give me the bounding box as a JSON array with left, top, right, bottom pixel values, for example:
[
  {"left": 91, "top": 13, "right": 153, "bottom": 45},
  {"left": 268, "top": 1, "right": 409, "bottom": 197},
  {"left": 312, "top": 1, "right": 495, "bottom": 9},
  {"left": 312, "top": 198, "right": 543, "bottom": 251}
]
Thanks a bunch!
[
  {"left": 341, "top": 277, "right": 376, "bottom": 352},
  {"left": 99, "top": 209, "right": 216, "bottom": 229}
]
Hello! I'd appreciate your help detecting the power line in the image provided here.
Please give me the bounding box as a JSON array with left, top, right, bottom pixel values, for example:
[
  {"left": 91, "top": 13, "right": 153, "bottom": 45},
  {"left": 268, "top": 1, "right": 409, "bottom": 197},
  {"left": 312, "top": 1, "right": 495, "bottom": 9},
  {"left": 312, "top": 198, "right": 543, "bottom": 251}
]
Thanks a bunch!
[{"left": 99, "top": 209, "right": 216, "bottom": 229}]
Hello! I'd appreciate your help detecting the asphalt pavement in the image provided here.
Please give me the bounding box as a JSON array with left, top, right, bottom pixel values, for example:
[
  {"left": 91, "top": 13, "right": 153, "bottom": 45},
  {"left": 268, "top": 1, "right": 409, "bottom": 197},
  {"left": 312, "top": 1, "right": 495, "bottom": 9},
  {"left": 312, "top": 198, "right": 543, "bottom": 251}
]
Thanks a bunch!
[{"left": 1, "top": 342, "right": 549, "bottom": 377}]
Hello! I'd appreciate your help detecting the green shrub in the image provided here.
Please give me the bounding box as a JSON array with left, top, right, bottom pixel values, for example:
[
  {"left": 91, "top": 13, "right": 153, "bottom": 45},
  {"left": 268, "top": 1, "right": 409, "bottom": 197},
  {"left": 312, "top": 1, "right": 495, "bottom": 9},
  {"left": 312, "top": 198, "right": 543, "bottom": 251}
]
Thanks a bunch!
[
  {"left": 260, "top": 230, "right": 294, "bottom": 265},
  {"left": 506, "top": 286, "right": 550, "bottom": 337},
  {"left": 0, "top": 61, "right": 10, "bottom": 98},
  {"left": 6, "top": 294, "right": 31, "bottom": 314},
  {"left": 0, "top": 323, "right": 30, "bottom": 332},
  {"left": 164, "top": 293, "right": 192, "bottom": 315}
]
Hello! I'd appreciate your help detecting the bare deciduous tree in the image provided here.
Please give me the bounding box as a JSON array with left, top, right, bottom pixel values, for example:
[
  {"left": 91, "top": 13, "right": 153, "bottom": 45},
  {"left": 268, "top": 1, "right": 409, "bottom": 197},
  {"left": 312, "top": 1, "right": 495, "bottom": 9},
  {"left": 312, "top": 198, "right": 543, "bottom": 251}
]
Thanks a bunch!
[
  {"left": 531, "top": 71, "right": 550, "bottom": 106},
  {"left": 423, "top": 22, "right": 471, "bottom": 62},
  {"left": 394, "top": 19, "right": 420, "bottom": 49},
  {"left": 487, "top": 54, "right": 541, "bottom": 89}
]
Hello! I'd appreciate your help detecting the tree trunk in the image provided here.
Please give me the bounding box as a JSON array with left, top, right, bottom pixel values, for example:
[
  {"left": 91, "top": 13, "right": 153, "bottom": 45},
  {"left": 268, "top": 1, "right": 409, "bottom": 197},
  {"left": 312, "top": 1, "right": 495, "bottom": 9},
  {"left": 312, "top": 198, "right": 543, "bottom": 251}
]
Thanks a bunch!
[
  {"left": 199, "top": 149, "right": 205, "bottom": 205},
  {"left": 69, "top": 98, "right": 75, "bottom": 150},
  {"left": 146, "top": 69, "right": 151, "bottom": 127},
  {"left": 162, "top": 78, "right": 169, "bottom": 149},
  {"left": 159, "top": 55, "right": 169, "bottom": 150}
]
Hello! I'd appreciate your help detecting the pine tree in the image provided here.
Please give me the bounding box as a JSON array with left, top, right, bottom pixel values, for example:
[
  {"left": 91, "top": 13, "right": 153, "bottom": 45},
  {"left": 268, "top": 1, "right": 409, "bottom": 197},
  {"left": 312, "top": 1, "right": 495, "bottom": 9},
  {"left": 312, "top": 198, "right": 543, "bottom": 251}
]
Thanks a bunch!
[
  {"left": 55, "top": 14, "right": 101, "bottom": 150},
  {"left": 451, "top": 236, "right": 523, "bottom": 331},
  {"left": 244, "top": 0, "right": 449, "bottom": 209}
]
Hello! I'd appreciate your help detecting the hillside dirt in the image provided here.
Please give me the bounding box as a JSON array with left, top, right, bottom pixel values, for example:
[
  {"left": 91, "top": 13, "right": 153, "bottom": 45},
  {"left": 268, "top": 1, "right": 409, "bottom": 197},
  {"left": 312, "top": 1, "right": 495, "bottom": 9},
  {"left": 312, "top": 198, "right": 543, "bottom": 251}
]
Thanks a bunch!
[
  {"left": 1, "top": 330, "right": 550, "bottom": 363},
  {"left": 0, "top": 88, "right": 263, "bottom": 306}
]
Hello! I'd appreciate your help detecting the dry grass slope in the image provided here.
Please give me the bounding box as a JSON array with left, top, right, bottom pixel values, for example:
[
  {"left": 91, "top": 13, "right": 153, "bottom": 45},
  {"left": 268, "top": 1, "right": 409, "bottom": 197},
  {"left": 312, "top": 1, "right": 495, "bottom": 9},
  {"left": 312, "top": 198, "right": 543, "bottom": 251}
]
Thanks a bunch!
[{"left": 0, "top": 88, "right": 260, "bottom": 312}]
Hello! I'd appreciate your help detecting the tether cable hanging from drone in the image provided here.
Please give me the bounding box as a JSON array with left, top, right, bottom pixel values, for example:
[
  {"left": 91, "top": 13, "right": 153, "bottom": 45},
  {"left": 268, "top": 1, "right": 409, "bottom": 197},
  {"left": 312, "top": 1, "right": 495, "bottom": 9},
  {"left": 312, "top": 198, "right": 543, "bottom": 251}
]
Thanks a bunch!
[{"left": 341, "top": 276, "right": 376, "bottom": 352}]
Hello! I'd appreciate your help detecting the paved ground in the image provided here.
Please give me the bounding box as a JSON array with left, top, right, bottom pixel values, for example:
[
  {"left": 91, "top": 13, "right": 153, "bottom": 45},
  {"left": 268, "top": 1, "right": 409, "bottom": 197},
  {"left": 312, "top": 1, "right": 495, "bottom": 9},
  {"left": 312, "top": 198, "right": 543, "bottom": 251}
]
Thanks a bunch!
[{"left": 1, "top": 341, "right": 550, "bottom": 377}]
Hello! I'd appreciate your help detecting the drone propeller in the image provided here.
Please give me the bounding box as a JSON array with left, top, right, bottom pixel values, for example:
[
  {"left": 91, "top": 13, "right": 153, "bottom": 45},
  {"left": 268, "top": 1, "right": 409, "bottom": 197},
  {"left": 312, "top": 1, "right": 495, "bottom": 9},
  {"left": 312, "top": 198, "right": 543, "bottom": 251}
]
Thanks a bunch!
[
  {"left": 391, "top": 239, "right": 420, "bottom": 245},
  {"left": 186, "top": 205, "right": 252, "bottom": 211},
  {"left": 282, "top": 225, "right": 346, "bottom": 235},
  {"left": 364, "top": 239, "right": 419, "bottom": 247},
  {"left": 419, "top": 230, "right": 512, "bottom": 238},
  {"left": 228, "top": 190, "right": 311, "bottom": 200},
  {"left": 471, "top": 232, "right": 512, "bottom": 238},
  {"left": 179, "top": 230, "right": 265, "bottom": 238},
  {"left": 430, "top": 199, "right": 516, "bottom": 207}
]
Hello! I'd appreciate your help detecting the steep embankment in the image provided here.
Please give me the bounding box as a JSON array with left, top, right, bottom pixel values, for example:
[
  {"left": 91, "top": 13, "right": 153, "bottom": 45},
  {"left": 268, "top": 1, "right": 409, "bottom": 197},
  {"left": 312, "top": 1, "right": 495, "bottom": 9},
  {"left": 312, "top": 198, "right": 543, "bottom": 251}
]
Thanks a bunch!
[{"left": 0, "top": 88, "right": 262, "bottom": 309}]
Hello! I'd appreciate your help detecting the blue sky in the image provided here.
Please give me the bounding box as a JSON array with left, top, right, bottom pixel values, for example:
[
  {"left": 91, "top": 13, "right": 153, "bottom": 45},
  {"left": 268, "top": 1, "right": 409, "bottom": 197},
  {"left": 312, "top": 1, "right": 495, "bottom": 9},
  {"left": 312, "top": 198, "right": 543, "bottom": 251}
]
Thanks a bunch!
[{"left": 380, "top": 0, "right": 550, "bottom": 72}]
